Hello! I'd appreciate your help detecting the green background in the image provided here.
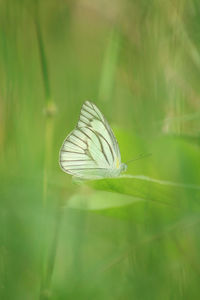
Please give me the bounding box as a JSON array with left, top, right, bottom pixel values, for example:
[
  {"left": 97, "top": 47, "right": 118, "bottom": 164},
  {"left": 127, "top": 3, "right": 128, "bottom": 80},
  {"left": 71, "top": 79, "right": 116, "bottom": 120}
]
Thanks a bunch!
[{"left": 0, "top": 0, "right": 200, "bottom": 299}]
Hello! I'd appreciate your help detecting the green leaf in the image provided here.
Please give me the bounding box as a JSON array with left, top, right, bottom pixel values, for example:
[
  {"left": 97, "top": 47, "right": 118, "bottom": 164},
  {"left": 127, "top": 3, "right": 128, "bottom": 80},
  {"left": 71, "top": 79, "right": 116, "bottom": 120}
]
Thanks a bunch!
[
  {"left": 67, "top": 190, "right": 140, "bottom": 210},
  {"left": 68, "top": 175, "right": 200, "bottom": 211}
]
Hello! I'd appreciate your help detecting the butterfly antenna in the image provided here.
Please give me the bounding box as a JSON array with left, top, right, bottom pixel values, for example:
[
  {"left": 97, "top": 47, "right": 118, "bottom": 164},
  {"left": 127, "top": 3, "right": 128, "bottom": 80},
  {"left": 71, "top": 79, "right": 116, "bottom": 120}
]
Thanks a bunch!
[{"left": 125, "top": 153, "right": 152, "bottom": 164}]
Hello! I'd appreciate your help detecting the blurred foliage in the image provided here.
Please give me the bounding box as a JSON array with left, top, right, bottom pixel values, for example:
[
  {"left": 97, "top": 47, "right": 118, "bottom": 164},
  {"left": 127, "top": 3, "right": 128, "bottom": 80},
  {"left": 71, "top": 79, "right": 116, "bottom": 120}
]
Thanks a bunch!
[{"left": 0, "top": 0, "right": 200, "bottom": 299}]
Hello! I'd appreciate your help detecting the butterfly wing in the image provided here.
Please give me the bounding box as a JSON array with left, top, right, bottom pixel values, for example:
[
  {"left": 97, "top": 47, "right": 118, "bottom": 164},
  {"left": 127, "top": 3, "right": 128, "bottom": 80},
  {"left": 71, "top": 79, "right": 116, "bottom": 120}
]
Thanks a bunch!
[
  {"left": 78, "top": 101, "right": 121, "bottom": 165},
  {"left": 59, "top": 101, "right": 121, "bottom": 179}
]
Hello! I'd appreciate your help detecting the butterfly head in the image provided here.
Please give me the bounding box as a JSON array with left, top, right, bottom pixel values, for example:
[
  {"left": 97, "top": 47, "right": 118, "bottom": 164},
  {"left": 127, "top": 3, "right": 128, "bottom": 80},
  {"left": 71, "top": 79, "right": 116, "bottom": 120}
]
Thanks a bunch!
[{"left": 120, "top": 163, "right": 127, "bottom": 173}]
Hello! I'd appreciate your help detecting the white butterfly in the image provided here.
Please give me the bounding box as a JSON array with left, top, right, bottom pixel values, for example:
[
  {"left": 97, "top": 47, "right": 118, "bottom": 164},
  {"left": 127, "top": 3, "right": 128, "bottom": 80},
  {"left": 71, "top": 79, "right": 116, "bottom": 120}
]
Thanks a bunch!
[{"left": 59, "top": 101, "right": 127, "bottom": 179}]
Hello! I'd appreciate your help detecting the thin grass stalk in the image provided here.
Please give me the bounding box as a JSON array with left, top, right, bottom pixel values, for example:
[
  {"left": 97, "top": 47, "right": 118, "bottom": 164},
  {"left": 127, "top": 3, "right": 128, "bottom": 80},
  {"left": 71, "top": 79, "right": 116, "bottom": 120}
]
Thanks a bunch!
[
  {"left": 34, "top": 6, "right": 60, "bottom": 300},
  {"left": 43, "top": 201, "right": 63, "bottom": 294},
  {"left": 98, "top": 27, "right": 120, "bottom": 104}
]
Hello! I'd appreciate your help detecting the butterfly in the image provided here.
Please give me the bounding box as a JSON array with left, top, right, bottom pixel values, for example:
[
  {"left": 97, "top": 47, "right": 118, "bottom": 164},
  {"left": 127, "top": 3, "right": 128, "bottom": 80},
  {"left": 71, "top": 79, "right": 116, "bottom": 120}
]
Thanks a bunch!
[{"left": 59, "top": 101, "right": 127, "bottom": 179}]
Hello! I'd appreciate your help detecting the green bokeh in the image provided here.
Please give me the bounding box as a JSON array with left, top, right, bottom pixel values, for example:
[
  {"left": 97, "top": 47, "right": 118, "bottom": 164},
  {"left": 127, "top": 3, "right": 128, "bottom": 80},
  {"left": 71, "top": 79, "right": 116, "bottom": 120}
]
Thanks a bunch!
[{"left": 0, "top": 1, "right": 200, "bottom": 299}]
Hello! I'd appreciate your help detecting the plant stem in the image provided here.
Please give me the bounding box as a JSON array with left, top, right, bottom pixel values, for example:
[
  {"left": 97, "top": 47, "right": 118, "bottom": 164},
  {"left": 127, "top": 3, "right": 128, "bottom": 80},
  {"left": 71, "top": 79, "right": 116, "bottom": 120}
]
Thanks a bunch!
[
  {"left": 98, "top": 28, "right": 120, "bottom": 103},
  {"left": 39, "top": 202, "right": 63, "bottom": 300},
  {"left": 34, "top": 5, "right": 59, "bottom": 300}
]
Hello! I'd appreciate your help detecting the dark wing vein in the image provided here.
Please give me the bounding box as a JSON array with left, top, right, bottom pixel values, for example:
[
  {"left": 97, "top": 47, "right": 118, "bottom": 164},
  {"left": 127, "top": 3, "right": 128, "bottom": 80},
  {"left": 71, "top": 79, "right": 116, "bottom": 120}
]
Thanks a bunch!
[
  {"left": 82, "top": 108, "right": 98, "bottom": 120},
  {"left": 71, "top": 132, "right": 88, "bottom": 145},
  {"left": 66, "top": 140, "right": 85, "bottom": 151},
  {"left": 78, "top": 128, "right": 92, "bottom": 140},
  {"left": 97, "top": 131, "right": 114, "bottom": 162},
  {"left": 91, "top": 102, "right": 104, "bottom": 121},
  {"left": 63, "top": 167, "right": 108, "bottom": 171},
  {"left": 84, "top": 126, "right": 110, "bottom": 165},
  {"left": 61, "top": 150, "right": 84, "bottom": 155},
  {"left": 60, "top": 159, "right": 92, "bottom": 162}
]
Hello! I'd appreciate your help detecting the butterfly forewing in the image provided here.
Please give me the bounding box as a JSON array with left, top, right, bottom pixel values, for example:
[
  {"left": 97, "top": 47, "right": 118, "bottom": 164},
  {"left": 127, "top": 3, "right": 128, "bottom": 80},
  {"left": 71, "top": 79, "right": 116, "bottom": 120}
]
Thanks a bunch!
[{"left": 78, "top": 101, "right": 120, "bottom": 164}]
